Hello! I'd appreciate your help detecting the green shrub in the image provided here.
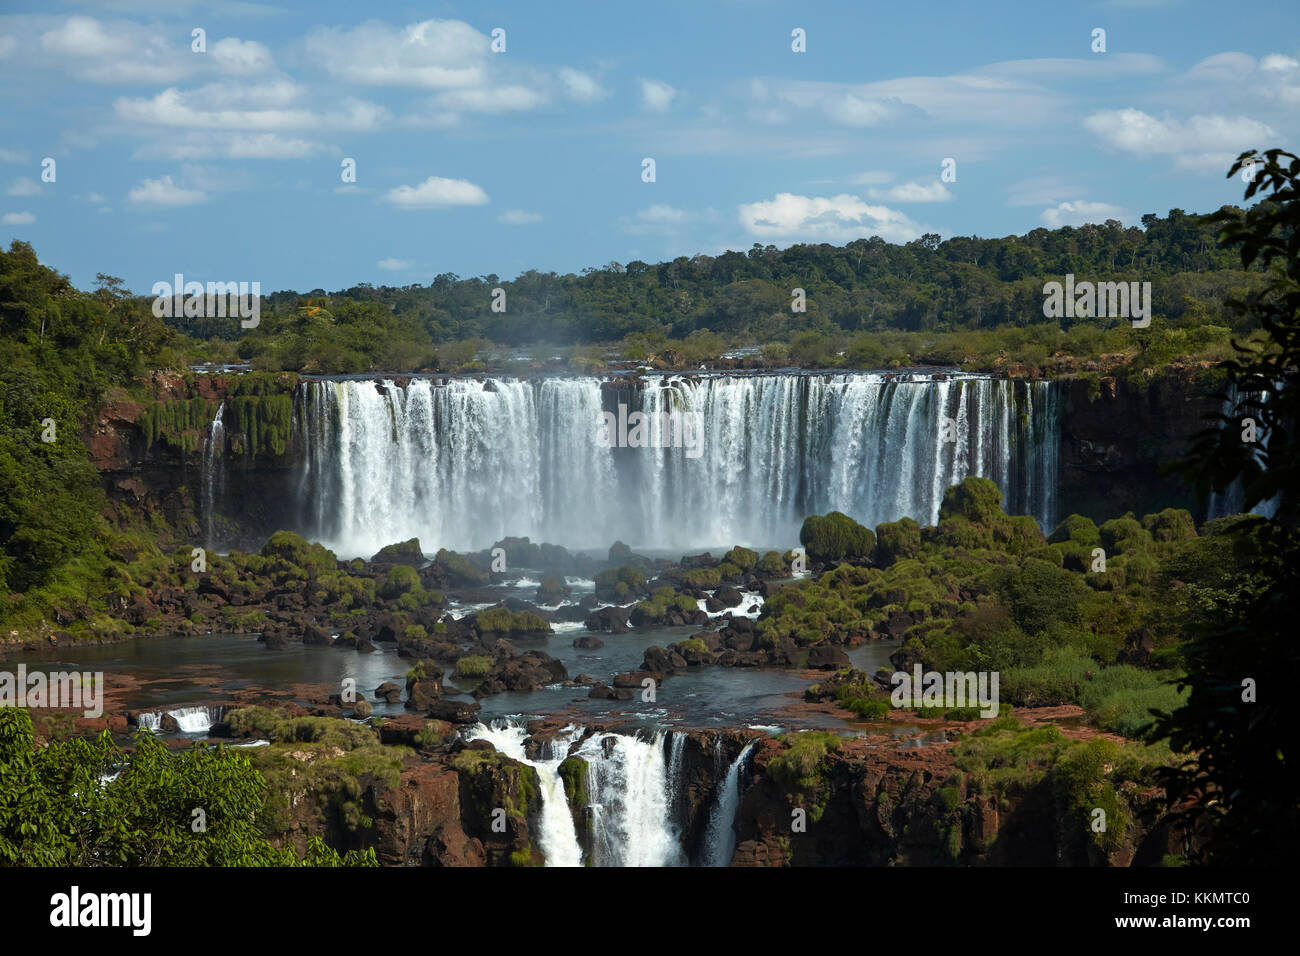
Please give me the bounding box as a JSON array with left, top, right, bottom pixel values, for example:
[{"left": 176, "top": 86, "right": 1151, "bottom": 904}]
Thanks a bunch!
[
  {"left": 380, "top": 565, "right": 421, "bottom": 599},
  {"left": 1048, "top": 514, "right": 1101, "bottom": 547},
  {"left": 723, "top": 546, "right": 759, "bottom": 571},
  {"left": 682, "top": 567, "right": 722, "bottom": 589},
  {"left": 799, "top": 511, "right": 875, "bottom": 563},
  {"left": 873, "top": 517, "right": 921, "bottom": 565},
  {"left": 455, "top": 655, "right": 494, "bottom": 678}
]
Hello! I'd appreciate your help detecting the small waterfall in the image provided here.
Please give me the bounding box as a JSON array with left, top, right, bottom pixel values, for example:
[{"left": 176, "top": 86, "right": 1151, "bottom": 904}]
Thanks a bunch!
[
  {"left": 296, "top": 372, "right": 1061, "bottom": 556},
  {"left": 577, "top": 730, "right": 686, "bottom": 867},
  {"left": 136, "top": 705, "right": 225, "bottom": 735},
  {"left": 202, "top": 401, "right": 226, "bottom": 548},
  {"left": 1205, "top": 382, "right": 1282, "bottom": 521},
  {"left": 466, "top": 720, "right": 584, "bottom": 867},
  {"left": 700, "top": 740, "right": 759, "bottom": 867}
]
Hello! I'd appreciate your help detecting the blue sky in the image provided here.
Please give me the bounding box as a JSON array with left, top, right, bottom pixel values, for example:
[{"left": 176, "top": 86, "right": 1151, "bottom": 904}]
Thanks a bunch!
[{"left": 0, "top": 0, "right": 1296, "bottom": 294}]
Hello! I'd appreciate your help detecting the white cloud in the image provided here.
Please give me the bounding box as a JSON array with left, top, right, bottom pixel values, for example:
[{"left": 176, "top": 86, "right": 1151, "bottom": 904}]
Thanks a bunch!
[
  {"left": 867, "top": 181, "right": 952, "bottom": 202},
  {"left": 87, "top": 192, "right": 105, "bottom": 203},
  {"left": 1084, "top": 108, "right": 1276, "bottom": 170},
  {"left": 126, "top": 175, "right": 206, "bottom": 206},
  {"left": 498, "top": 209, "right": 542, "bottom": 224},
  {"left": 738, "top": 192, "right": 923, "bottom": 244},
  {"left": 434, "top": 85, "right": 547, "bottom": 112},
  {"left": 636, "top": 204, "right": 689, "bottom": 223},
  {"left": 558, "top": 68, "right": 608, "bottom": 103},
  {"left": 6, "top": 177, "right": 40, "bottom": 197},
  {"left": 40, "top": 15, "right": 182, "bottom": 83},
  {"left": 821, "top": 93, "right": 899, "bottom": 127},
  {"left": 377, "top": 258, "right": 413, "bottom": 270},
  {"left": 1260, "top": 54, "right": 1299, "bottom": 73},
  {"left": 0, "top": 149, "right": 29, "bottom": 164},
  {"left": 136, "top": 132, "right": 327, "bottom": 160},
  {"left": 209, "top": 37, "right": 272, "bottom": 75},
  {"left": 2, "top": 211, "right": 35, "bottom": 225},
  {"left": 640, "top": 78, "right": 677, "bottom": 112},
  {"left": 304, "top": 19, "right": 487, "bottom": 89},
  {"left": 382, "top": 176, "right": 489, "bottom": 207},
  {"left": 115, "top": 82, "right": 388, "bottom": 131},
  {"left": 1040, "top": 201, "right": 1127, "bottom": 228}
]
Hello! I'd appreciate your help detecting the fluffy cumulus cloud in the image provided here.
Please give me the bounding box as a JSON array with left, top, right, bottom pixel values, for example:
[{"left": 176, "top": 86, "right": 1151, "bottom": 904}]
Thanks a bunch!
[
  {"left": 35, "top": 16, "right": 270, "bottom": 84},
  {"left": 640, "top": 78, "right": 676, "bottom": 111},
  {"left": 40, "top": 15, "right": 182, "bottom": 83},
  {"left": 1039, "top": 200, "right": 1127, "bottom": 228},
  {"left": 867, "top": 181, "right": 952, "bottom": 202},
  {"left": 382, "top": 176, "right": 489, "bottom": 207},
  {"left": 2, "top": 211, "right": 35, "bottom": 225},
  {"left": 304, "top": 19, "right": 487, "bottom": 89},
  {"left": 738, "top": 193, "right": 922, "bottom": 244},
  {"left": 1083, "top": 108, "right": 1277, "bottom": 171},
  {"left": 126, "top": 175, "right": 206, "bottom": 206}
]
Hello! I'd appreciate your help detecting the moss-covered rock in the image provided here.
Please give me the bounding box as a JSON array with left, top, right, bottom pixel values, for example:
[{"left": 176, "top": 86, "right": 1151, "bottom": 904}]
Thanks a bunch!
[
  {"left": 799, "top": 511, "right": 875, "bottom": 564},
  {"left": 873, "top": 516, "right": 921, "bottom": 566},
  {"left": 370, "top": 538, "right": 425, "bottom": 565}
]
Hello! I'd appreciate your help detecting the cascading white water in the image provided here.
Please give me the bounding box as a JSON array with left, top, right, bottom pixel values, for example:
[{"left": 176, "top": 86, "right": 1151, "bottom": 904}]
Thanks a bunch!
[
  {"left": 700, "top": 739, "right": 759, "bottom": 868},
  {"left": 202, "top": 401, "right": 225, "bottom": 546},
  {"left": 136, "top": 705, "right": 224, "bottom": 734},
  {"left": 295, "top": 372, "right": 1060, "bottom": 557},
  {"left": 576, "top": 730, "right": 686, "bottom": 867},
  {"left": 466, "top": 720, "right": 584, "bottom": 867},
  {"left": 1205, "top": 382, "right": 1281, "bottom": 521}
]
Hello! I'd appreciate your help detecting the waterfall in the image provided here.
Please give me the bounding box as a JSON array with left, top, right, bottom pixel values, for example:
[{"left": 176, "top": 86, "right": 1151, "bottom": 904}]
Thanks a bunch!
[
  {"left": 294, "top": 372, "right": 1061, "bottom": 556},
  {"left": 136, "top": 705, "right": 225, "bottom": 734},
  {"left": 577, "top": 730, "right": 686, "bottom": 867},
  {"left": 202, "top": 401, "right": 226, "bottom": 548},
  {"left": 466, "top": 720, "right": 584, "bottom": 867},
  {"left": 1205, "top": 381, "right": 1282, "bottom": 521},
  {"left": 700, "top": 739, "right": 758, "bottom": 867}
]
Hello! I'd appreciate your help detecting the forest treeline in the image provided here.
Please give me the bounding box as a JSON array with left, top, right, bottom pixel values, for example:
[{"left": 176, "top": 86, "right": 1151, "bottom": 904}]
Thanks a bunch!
[{"left": 164, "top": 207, "right": 1268, "bottom": 373}]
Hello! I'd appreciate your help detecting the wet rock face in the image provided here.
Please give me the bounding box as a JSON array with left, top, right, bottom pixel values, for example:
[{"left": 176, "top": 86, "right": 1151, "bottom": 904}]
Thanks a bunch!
[{"left": 1058, "top": 371, "right": 1221, "bottom": 524}]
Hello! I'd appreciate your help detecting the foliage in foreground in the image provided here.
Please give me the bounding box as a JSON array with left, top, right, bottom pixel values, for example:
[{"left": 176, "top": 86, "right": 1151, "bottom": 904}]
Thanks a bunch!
[{"left": 0, "top": 708, "right": 376, "bottom": 866}]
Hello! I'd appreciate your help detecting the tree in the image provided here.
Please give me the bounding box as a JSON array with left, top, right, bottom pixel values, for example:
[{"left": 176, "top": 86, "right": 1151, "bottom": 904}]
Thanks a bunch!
[
  {"left": 0, "top": 708, "right": 376, "bottom": 866},
  {"left": 1155, "top": 149, "right": 1300, "bottom": 865}
]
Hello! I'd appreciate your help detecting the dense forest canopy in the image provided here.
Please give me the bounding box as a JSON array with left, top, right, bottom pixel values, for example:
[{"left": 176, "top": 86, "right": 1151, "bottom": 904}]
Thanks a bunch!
[{"left": 139, "top": 207, "right": 1267, "bottom": 372}]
